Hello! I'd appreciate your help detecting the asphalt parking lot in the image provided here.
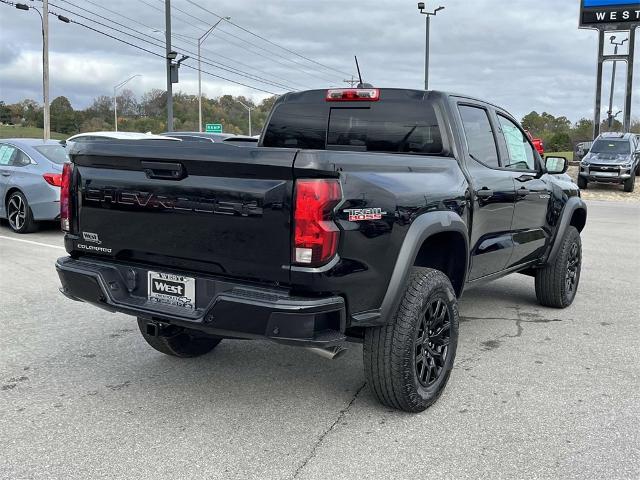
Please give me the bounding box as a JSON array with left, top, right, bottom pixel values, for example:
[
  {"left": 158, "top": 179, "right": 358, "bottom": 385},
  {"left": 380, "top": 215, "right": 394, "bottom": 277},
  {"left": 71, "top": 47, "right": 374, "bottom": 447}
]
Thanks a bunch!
[{"left": 1, "top": 200, "right": 639, "bottom": 480}]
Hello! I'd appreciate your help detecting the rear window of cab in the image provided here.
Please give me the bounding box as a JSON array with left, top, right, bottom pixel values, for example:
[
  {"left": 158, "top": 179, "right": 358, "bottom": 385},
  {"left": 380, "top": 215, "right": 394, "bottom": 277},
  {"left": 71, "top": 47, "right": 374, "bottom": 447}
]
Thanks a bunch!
[{"left": 263, "top": 99, "right": 443, "bottom": 155}]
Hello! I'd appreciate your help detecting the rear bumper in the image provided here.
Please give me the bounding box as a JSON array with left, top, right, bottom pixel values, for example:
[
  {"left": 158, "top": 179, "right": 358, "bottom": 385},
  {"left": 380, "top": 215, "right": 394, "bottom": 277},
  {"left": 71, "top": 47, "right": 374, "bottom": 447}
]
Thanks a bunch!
[{"left": 56, "top": 256, "right": 346, "bottom": 347}]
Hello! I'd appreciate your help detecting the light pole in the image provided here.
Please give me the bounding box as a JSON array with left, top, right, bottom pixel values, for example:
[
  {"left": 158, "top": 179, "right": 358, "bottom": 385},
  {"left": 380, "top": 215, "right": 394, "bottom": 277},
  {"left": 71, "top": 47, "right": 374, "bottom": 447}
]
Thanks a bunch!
[
  {"left": 15, "top": 2, "right": 49, "bottom": 140},
  {"left": 607, "top": 35, "right": 629, "bottom": 129},
  {"left": 113, "top": 74, "right": 141, "bottom": 132},
  {"left": 165, "top": 0, "right": 174, "bottom": 131},
  {"left": 417, "top": 2, "right": 445, "bottom": 91},
  {"left": 237, "top": 100, "right": 253, "bottom": 136},
  {"left": 198, "top": 16, "right": 230, "bottom": 132}
]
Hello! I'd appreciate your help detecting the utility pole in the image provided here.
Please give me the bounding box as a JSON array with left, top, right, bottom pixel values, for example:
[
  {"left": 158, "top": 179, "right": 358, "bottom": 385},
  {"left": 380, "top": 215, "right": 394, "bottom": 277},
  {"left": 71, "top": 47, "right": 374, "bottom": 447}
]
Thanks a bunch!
[
  {"left": 113, "top": 75, "right": 141, "bottom": 132},
  {"left": 198, "top": 17, "right": 230, "bottom": 132},
  {"left": 42, "top": 0, "right": 50, "bottom": 140},
  {"left": 343, "top": 76, "right": 358, "bottom": 87},
  {"left": 237, "top": 100, "right": 253, "bottom": 136},
  {"left": 607, "top": 35, "right": 629, "bottom": 129},
  {"left": 165, "top": 0, "right": 173, "bottom": 131},
  {"left": 417, "top": 2, "right": 445, "bottom": 91},
  {"left": 14, "top": 2, "right": 70, "bottom": 140}
]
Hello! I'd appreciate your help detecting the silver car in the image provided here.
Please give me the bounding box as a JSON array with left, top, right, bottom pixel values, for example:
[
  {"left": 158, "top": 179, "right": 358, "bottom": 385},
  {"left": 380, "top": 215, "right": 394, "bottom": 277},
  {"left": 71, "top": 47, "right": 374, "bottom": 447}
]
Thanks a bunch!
[{"left": 0, "top": 138, "right": 68, "bottom": 233}]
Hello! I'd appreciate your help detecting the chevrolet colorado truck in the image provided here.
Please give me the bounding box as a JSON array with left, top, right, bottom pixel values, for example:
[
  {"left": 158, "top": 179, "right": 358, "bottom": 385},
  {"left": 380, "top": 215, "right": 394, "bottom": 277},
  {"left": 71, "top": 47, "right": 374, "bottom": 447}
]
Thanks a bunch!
[
  {"left": 56, "top": 88, "right": 587, "bottom": 412},
  {"left": 578, "top": 132, "right": 640, "bottom": 192}
]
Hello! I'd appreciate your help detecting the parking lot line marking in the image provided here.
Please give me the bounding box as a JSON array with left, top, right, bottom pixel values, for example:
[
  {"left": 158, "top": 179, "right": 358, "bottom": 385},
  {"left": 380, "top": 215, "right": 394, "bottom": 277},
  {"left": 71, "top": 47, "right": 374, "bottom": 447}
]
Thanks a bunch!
[{"left": 0, "top": 235, "right": 65, "bottom": 251}]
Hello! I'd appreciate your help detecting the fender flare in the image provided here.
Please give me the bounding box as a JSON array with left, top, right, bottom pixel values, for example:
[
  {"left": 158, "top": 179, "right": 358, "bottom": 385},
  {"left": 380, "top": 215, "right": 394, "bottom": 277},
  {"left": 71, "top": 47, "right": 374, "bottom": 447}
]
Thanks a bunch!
[
  {"left": 546, "top": 196, "right": 587, "bottom": 264},
  {"left": 351, "top": 210, "right": 469, "bottom": 327}
]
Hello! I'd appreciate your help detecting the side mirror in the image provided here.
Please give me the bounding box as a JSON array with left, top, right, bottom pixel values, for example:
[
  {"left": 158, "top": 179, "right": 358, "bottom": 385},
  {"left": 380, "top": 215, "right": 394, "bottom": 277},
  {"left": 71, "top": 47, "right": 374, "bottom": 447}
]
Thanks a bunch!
[{"left": 545, "top": 156, "right": 568, "bottom": 174}]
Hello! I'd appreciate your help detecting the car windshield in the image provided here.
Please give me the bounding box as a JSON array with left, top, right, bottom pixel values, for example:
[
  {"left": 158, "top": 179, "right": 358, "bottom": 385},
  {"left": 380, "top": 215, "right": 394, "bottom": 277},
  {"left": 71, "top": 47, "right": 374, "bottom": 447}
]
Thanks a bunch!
[
  {"left": 33, "top": 145, "right": 69, "bottom": 164},
  {"left": 590, "top": 140, "right": 630, "bottom": 155}
]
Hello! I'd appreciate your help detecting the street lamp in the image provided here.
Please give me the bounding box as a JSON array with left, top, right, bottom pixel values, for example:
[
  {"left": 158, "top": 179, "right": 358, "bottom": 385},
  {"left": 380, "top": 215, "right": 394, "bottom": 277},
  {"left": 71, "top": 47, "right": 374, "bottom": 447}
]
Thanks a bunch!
[
  {"left": 417, "top": 2, "right": 445, "bottom": 91},
  {"left": 113, "top": 74, "right": 141, "bottom": 132},
  {"left": 14, "top": 2, "right": 70, "bottom": 141},
  {"left": 15, "top": 2, "right": 48, "bottom": 140},
  {"left": 236, "top": 100, "right": 253, "bottom": 136},
  {"left": 198, "top": 16, "right": 230, "bottom": 132},
  {"left": 607, "top": 35, "right": 629, "bottom": 129}
]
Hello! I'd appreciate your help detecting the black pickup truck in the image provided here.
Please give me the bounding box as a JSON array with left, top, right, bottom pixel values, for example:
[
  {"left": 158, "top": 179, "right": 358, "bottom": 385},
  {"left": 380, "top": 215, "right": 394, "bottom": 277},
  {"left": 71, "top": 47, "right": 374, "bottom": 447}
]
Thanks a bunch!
[{"left": 56, "top": 88, "right": 587, "bottom": 412}]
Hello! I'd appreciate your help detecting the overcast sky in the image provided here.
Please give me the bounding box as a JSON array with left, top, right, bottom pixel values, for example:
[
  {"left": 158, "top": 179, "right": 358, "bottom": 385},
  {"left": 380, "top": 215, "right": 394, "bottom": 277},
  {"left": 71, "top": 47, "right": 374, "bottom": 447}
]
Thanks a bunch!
[{"left": 0, "top": 0, "right": 638, "bottom": 123}]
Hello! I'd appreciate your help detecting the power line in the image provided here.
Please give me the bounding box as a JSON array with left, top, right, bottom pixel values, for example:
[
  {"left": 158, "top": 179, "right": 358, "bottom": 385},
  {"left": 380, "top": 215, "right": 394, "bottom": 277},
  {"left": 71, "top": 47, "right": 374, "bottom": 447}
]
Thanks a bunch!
[
  {"left": 155, "top": 0, "right": 339, "bottom": 84},
  {"left": 48, "top": 0, "right": 294, "bottom": 90},
  {"left": 78, "top": 0, "right": 311, "bottom": 90},
  {"left": 136, "top": 0, "right": 325, "bottom": 87},
  {"left": 45, "top": 0, "right": 296, "bottom": 91},
  {"left": 182, "top": 0, "right": 354, "bottom": 79},
  {"left": 34, "top": 7, "right": 280, "bottom": 95}
]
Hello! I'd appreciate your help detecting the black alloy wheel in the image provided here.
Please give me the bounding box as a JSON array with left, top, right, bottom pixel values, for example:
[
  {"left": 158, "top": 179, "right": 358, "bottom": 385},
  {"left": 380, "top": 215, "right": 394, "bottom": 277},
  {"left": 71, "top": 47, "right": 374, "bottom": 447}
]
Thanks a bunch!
[
  {"left": 414, "top": 299, "right": 451, "bottom": 387},
  {"left": 565, "top": 241, "right": 581, "bottom": 298}
]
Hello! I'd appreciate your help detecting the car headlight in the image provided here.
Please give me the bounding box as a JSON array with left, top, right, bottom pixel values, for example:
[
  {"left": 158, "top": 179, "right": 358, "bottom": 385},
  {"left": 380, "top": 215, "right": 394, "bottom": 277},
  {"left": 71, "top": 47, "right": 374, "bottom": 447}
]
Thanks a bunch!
[
  {"left": 617, "top": 155, "right": 632, "bottom": 167},
  {"left": 580, "top": 160, "right": 590, "bottom": 167}
]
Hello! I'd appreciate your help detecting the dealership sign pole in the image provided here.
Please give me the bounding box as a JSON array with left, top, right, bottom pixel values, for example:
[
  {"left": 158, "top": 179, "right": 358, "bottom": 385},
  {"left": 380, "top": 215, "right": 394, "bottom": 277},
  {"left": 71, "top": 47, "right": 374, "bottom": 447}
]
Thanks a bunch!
[{"left": 580, "top": 0, "right": 639, "bottom": 137}]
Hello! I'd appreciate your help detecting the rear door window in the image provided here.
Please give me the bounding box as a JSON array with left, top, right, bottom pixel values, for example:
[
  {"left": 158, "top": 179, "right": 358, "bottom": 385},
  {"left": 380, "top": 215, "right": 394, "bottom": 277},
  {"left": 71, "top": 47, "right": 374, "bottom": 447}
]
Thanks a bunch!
[
  {"left": 458, "top": 105, "right": 499, "bottom": 168},
  {"left": 0, "top": 144, "right": 17, "bottom": 166}
]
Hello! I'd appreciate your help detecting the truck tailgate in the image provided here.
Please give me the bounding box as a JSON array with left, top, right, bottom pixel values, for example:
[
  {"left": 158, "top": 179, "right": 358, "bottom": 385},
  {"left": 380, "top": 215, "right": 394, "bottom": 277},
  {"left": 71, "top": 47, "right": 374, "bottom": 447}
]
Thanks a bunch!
[{"left": 69, "top": 141, "right": 297, "bottom": 284}]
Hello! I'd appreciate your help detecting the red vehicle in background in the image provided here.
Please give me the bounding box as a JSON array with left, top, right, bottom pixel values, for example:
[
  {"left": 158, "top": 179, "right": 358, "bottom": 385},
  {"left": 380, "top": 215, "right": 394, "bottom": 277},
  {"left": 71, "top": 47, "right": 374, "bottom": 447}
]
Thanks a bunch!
[{"left": 526, "top": 130, "right": 545, "bottom": 157}]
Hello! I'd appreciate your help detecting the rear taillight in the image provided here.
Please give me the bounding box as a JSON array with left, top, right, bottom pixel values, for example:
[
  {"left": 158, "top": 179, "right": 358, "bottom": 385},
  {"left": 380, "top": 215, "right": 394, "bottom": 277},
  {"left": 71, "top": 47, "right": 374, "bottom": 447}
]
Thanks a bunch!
[
  {"left": 43, "top": 173, "right": 62, "bottom": 187},
  {"left": 60, "top": 162, "right": 73, "bottom": 232},
  {"left": 326, "top": 88, "right": 380, "bottom": 102},
  {"left": 293, "top": 179, "right": 342, "bottom": 266}
]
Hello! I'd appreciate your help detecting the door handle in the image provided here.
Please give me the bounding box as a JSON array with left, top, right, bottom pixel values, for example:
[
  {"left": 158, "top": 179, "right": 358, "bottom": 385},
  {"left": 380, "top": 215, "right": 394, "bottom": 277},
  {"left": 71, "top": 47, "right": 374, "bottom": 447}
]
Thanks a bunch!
[
  {"left": 476, "top": 188, "right": 494, "bottom": 199},
  {"left": 0, "top": 172, "right": 10, "bottom": 177},
  {"left": 515, "top": 174, "right": 535, "bottom": 182},
  {"left": 517, "top": 187, "right": 530, "bottom": 196}
]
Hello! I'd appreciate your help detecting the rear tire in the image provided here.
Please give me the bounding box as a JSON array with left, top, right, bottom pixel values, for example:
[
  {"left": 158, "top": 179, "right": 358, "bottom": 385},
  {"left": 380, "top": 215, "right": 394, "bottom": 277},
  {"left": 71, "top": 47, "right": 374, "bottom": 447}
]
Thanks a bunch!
[
  {"left": 363, "top": 268, "right": 459, "bottom": 413},
  {"left": 137, "top": 319, "right": 221, "bottom": 357},
  {"left": 535, "top": 226, "right": 582, "bottom": 308},
  {"left": 6, "top": 191, "right": 38, "bottom": 233},
  {"left": 577, "top": 176, "right": 588, "bottom": 189},
  {"left": 623, "top": 176, "right": 635, "bottom": 192}
]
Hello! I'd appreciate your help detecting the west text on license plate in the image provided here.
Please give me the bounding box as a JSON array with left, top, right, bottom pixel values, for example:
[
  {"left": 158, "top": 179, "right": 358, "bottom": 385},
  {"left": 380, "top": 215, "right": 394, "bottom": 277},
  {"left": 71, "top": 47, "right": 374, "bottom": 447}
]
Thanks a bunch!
[{"left": 147, "top": 271, "right": 196, "bottom": 310}]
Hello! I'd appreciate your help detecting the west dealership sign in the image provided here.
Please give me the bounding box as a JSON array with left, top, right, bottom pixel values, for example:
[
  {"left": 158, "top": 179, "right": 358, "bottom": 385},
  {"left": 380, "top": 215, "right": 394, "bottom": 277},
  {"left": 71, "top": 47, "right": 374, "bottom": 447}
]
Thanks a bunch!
[{"left": 580, "top": 0, "right": 640, "bottom": 28}]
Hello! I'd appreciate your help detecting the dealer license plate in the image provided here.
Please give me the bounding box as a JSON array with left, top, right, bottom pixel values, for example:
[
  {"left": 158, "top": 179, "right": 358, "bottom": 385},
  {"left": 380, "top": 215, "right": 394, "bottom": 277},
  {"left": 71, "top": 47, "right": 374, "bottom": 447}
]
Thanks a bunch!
[{"left": 147, "top": 271, "right": 196, "bottom": 310}]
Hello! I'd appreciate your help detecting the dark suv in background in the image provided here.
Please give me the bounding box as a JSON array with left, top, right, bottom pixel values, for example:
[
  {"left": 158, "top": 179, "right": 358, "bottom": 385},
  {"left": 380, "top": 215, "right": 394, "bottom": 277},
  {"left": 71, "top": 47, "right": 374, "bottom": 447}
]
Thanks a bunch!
[{"left": 578, "top": 132, "right": 640, "bottom": 192}]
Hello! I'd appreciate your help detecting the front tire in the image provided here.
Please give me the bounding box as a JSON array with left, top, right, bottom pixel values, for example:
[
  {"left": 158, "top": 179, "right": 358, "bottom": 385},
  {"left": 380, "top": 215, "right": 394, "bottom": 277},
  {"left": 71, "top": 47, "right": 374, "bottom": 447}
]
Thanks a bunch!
[
  {"left": 363, "top": 268, "right": 459, "bottom": 413},
  {"left": 137, "top": 319, "right": 221, "bottom": 357},
  {"left": 535, "top": 226, "right": 582, "bottom": 308},
  {"left": 6, "top": 191, "right": 37, "bottom": 233},
  {"left": 623, "top": 176, "right": 635, "bottom": 192},
  {"left": 577, "top": 176, "right": 588, "bottom": 189}
]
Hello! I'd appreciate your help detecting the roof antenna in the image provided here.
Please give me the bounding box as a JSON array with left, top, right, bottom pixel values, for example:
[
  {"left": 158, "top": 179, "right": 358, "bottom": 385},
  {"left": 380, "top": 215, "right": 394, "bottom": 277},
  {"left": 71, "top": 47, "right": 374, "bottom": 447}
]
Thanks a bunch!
[{"left": 354, "top": 56, "right": 373, "bottom": 88}]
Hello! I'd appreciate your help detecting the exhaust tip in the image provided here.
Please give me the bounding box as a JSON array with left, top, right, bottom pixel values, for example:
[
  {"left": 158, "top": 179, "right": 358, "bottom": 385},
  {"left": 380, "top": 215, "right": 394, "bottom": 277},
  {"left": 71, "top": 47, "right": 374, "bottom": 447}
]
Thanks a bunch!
[{"left": 306, "top": 345, "right": 347, "bottom": 360}]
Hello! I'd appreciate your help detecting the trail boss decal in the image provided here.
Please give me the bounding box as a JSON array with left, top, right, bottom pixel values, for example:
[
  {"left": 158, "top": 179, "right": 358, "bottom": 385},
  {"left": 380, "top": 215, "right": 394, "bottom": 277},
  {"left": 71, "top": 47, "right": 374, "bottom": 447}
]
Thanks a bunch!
[{"left": 344, "top": 208, "right": 386, "bottom": 221}]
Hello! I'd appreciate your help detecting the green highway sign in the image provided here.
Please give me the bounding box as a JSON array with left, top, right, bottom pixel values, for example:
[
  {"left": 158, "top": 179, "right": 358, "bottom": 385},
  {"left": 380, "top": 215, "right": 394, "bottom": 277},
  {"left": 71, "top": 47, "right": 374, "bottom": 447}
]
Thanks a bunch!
[{"left": 205, "top": 123, "right": 223, "bottom": 133}]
